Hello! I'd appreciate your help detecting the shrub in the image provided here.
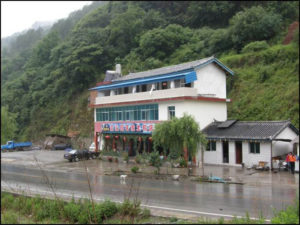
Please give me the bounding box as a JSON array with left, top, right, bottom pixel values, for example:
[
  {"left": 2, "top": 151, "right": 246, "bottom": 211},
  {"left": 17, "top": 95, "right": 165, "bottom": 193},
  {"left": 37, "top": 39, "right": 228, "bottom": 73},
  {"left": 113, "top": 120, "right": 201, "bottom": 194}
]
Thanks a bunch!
[
  {"left": 241, "top": 41, "right": 269, "bottom": 53},
  {"left": 131, "top": 166, "right": 139, "bottom": 173},
  {"left": 1, "top": 193, "right": 15, "bottom": 210},
  {"left": 21, "top": 197, "right": 33, "bottom": 215},
  {"left": 108, "top": 156, "right": 113, "bottom": 162},
  {"left": 119, "top": 199, "right": 141, "bottom": 219},
  {"left": 48, "top": 200, "right": 62, "bottom": 220},
  {"left": 63, "top": 202, "right": 81, "bottom": 223},
  {"left": 271, "top": 198, "right": 299, "bottom": 224},
  {"left": 170, "top": 216, "right": 178, "bottom": 222},
  {"left": 1, "top": 211, "right": 18, "bottom": 224},
  {"left": 99, "top": 200, "right": 118, "bottom": 219},
  {"left": 140, "top": 208, "right": 151, "bottom": 219},
  {"left": 177, "top": 157, "right": 187, "bottom": 168},
  {"left": 135, "top": 154, "right": 143, "bottom": 164},
  {"left": 149, "top": 151, "right": 161, "bottom": 167}
]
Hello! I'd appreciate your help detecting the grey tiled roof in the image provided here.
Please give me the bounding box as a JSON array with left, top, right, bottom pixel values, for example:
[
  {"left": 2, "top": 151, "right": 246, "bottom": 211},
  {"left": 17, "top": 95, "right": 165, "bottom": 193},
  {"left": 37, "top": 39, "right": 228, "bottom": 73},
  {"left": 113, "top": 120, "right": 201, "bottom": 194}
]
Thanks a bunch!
[
  {"left": 113, "top": 56, "right": 214, "bottom": 82},
  {"left": 202, "top": 120, "right": 299, "bottom": 141}
]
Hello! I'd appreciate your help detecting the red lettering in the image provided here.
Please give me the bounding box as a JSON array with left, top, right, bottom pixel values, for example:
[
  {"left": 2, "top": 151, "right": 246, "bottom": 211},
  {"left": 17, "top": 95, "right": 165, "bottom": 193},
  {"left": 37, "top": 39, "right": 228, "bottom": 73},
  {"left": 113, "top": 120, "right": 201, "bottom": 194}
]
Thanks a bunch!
[
  {"left": 143, "top": 124, "right": 147, "bottom": 131},
  {"left": 115, "top": 124, "right": 119, "bottom": 131},
  {"left": 131, "top": 125, "right": 135, "bottom": 131},
  {"left": 120, "top": 125, "right": 124, "bottom": 131},
  {"left": 126, "top": 125, "right": 129, "bottom": 131}
]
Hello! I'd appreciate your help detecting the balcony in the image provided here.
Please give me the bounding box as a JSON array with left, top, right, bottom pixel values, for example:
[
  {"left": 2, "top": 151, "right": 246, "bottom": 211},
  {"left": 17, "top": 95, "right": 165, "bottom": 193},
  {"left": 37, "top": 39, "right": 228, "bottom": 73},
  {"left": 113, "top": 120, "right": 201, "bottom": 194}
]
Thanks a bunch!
[{"left": 94, "top": 87, "right": 198, "bottom": 105}]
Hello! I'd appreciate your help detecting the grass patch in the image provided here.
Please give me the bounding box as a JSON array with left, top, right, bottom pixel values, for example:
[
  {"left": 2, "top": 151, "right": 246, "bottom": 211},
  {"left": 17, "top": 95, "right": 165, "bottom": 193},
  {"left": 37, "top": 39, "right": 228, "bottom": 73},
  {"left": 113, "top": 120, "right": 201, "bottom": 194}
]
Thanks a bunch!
[{"left": 1, "top": 192, "right": 299, "bottom": 224}]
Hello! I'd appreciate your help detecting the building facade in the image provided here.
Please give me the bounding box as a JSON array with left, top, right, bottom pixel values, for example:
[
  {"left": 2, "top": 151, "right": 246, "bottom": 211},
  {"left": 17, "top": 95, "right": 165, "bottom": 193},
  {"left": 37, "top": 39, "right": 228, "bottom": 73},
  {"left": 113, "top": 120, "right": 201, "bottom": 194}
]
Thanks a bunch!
[
  {"left": 201, "top": 120, "right": 299, "bottom": 169},
  {"left": 89, "top": 56, "right": 233, "bottom": 157}
]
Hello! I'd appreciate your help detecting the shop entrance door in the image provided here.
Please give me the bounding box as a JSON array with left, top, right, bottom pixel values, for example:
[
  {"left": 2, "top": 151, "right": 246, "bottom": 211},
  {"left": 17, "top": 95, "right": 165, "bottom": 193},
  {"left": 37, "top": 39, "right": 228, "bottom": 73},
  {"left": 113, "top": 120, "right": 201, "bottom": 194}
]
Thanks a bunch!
[{"left": 235, "top": 142, "right": 243, "bottom": 164}]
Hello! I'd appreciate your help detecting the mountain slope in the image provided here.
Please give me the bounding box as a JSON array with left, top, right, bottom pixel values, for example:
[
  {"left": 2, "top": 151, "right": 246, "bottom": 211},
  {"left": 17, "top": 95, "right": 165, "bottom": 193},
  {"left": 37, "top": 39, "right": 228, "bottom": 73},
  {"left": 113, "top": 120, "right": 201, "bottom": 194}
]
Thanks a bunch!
[{"left": 1, "top": 1, "right": 298, "bottom": 143}]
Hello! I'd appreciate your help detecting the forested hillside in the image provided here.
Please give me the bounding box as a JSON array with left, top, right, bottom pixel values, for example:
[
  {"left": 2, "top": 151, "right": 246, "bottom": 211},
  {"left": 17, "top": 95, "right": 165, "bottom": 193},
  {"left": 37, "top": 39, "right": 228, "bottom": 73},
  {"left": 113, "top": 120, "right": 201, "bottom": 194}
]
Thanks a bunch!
[{"left": 1, "top": 1, "right": 299, "bottom": 143}]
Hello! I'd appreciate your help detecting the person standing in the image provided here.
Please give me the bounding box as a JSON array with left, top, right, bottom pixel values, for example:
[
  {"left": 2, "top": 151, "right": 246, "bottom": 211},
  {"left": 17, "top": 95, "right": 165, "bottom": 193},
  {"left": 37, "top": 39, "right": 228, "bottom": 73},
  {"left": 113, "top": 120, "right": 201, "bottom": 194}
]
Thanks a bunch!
[
  {"left": 285, "top": 152, "right": 291, "bottom": 172},
  {"left": 289, "top": 152, "right": 296, "bottom": 174}
]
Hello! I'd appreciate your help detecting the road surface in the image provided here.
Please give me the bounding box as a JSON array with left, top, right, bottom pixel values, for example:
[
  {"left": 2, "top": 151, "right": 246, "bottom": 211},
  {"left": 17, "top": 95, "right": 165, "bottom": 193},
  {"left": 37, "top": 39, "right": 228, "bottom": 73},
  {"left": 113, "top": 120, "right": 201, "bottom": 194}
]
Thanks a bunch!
[{"left": 1, "top": 162, "right": 298, "bottom": 221}]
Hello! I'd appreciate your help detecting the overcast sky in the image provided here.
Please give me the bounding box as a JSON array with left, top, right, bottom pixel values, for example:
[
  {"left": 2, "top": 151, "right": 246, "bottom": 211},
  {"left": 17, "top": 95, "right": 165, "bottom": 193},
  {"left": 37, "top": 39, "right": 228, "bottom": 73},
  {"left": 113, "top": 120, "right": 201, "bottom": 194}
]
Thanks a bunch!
[{"left": 1, "top": 1, "right": 93, "bottom": 38}]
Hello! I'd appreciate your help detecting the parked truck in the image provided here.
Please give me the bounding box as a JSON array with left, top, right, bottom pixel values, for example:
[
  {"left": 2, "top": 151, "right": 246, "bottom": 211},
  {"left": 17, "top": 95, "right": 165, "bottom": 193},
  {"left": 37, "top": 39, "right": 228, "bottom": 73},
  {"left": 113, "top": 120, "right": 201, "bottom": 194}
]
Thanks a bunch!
[{"left": 1, "top": 141, "right": 32, "bottom": 151}]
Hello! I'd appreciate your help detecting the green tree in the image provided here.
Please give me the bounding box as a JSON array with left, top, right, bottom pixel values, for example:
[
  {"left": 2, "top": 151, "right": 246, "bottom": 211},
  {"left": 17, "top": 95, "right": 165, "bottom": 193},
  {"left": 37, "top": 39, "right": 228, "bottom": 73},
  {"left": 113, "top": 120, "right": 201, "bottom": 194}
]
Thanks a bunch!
[
  {"left": 153, "top": 114, "right": 207, "bottom": 174},
  {"left": 1, "top": 107, "right": 18, "bottom": 144},
  {"left": 230, "top": 6, "right": 282, "bottom": 50}
]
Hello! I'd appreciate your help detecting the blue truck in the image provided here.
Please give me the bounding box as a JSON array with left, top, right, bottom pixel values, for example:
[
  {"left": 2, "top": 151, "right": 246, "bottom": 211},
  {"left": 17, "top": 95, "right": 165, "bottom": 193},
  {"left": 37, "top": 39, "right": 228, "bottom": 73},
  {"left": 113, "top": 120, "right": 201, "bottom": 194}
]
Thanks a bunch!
[{"left": 1, "top": 141, "right": 32, "bottom": 151}]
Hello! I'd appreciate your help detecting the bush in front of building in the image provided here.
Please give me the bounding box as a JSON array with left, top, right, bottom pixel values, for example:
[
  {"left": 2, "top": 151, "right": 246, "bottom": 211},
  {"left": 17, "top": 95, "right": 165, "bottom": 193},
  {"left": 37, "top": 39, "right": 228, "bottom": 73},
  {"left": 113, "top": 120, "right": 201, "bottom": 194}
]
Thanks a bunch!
[
  {"left": 135, "top": 154, "right": 143, "bottom": 164},
  {"left": 131, "top": 166, "right": 139, "bottom": 173},
  {"left": 177, "top": 157, "right": 187, "bottom": 168},
  {"left": 149, "top": 151, "right": 162, "bottom": 174}
]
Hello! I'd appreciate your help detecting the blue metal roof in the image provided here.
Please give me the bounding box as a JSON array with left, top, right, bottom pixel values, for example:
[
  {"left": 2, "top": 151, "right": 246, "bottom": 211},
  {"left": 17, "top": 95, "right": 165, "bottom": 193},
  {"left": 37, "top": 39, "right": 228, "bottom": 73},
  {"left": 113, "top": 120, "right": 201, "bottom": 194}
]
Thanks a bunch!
[{"left": 89, "top": 70, "right": 197, "bottom": 91}]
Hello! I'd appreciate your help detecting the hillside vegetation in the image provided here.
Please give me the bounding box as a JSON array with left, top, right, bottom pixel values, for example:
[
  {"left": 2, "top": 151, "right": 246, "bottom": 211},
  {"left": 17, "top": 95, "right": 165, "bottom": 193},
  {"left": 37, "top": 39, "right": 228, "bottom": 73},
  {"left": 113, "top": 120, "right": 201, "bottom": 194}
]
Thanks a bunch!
[{"left": 1, "top": 1, "right": 299, "bottom": 143}]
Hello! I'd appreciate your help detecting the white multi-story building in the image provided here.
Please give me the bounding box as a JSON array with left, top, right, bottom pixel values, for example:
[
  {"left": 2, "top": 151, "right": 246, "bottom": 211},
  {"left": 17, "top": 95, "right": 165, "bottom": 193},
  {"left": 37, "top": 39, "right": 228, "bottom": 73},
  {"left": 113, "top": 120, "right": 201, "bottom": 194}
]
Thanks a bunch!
[
  {"left": 88, "top": 56, "right": 299, "bottom": 168},
  {"left": 89, "top": 56, "right": 233, "bottom": 158}
]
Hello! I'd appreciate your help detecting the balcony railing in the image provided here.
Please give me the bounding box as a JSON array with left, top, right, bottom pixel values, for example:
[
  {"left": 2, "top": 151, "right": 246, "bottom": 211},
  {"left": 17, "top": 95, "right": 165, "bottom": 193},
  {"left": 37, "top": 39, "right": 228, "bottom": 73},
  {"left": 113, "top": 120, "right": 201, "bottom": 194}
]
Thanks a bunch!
[{"left": 95, "top": 87, "right": 198, "bottom": 105}]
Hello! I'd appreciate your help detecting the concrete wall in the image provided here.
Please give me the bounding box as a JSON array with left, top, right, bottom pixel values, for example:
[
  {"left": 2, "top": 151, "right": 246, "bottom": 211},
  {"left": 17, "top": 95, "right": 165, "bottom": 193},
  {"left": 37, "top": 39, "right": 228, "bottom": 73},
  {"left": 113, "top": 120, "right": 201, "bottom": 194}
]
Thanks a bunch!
[
  {"left": 242, "top": 141, "right": 271, "bottom": 168},
  {"left": 158, "top": 100, "right": 227, "bottom": 129},
  {"left": 194, "top": 63, "right": 227, "bottom": 99},
  {"left": 95, "top": 87, "right": 198, "bottom": 105},
  {"left": 196, "top": 140, "right": 272, "bottom": 168}
]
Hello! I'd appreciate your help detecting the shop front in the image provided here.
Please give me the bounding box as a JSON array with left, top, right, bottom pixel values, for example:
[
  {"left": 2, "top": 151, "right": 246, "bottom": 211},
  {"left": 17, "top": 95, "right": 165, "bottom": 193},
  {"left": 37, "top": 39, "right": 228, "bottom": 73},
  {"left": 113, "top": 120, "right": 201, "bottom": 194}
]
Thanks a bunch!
[{"left": 94, "top": 121, "right": 159, "bottom": 156}]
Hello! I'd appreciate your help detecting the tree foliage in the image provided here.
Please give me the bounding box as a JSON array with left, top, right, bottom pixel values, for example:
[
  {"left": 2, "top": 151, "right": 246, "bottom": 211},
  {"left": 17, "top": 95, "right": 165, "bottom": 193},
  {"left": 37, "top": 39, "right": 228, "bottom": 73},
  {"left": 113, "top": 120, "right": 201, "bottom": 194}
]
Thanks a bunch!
[
  {"left": 1, "top": 107, "right": 18, "bottom": 144},
  {"left": 230, "top": 6, "right": 282, "bottom": 50},
  {"left": 1, "top": 1, "right": 299, "bottom": 141},
  {"left": 152, "top": 114, "right": 207, "bottom": 161}
]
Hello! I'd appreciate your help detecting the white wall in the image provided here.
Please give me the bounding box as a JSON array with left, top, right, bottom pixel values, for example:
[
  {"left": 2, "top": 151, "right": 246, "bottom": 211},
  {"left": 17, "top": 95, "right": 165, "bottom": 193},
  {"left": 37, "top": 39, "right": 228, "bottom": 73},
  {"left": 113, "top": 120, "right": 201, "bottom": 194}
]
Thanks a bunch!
[
  {"left": 197, "top": 140, "right": 272, "bottom": 168},
  {"left": 242, "top": 141, "right": 271, "bottom": 168},
  {"left": 159, "top": 100, "right": 227, "bottom": 129},
  {"left": 194, "top": 63, "right": 227, "bottom": 99}
]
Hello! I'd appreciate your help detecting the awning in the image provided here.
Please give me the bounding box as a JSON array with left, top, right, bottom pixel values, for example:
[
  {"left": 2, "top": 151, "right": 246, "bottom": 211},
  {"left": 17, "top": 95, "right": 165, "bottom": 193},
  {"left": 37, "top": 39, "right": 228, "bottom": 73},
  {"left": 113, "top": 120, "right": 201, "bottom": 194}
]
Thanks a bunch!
[{"left": 89, "top": 70, "right": 197, "bottom": 91}]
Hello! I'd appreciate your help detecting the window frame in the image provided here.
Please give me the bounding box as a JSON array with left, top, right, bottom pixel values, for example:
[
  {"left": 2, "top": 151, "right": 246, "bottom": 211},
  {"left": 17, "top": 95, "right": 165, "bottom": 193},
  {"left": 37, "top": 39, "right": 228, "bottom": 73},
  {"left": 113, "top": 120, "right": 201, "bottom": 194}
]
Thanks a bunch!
[
  {"left": 168, "top": 106, "right": 175, "bottom": 120},
  {"left": 206, "top": 141, "right": 216, "bottom": 151},
  {"left": 249, "top": 142, "right": 260, "bottom": 154}
]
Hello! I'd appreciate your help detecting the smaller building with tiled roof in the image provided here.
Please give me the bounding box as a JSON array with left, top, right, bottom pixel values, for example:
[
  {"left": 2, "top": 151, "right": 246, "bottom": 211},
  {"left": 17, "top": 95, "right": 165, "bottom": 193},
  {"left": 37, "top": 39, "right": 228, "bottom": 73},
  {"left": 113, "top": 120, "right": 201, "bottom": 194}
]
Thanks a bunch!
[{"left": 197, "top": 120, "right": 299, "bottom": 169}]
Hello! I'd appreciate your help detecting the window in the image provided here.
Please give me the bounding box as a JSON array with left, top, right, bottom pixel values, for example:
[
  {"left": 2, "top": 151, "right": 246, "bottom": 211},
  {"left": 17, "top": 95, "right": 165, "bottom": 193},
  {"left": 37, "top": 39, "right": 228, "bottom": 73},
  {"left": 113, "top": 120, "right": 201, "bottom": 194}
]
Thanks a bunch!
[
  {"left": 168, "top": 106, "right": 175, "bottom": 120},
  {"left": 174, "top": 79, "right": 181, "bottom": 88},
  {"left": 124, "top": 87, "right": 129, "bottom": 94},
  {"left": 206, "top": 141, "right": 216, "bottom": 151},
  {"left": 180, "top": 79, "right": 193, "bottom": 88},
  {"left": 141, "top": 84, "right": 147, "bottom": 92},
  {"left": 162, "top": 82, "right": 168, "bottom": 90},
  {"left": 141, "top": 109, "right": 150, "bottom": 120},
  {"left": 116, "top": 111, "right": 123, "bottom": 121},
  {"left": 249, "top": 142, "right": 260, "bottom": 154},
  {"left": 155, "top": 82, "right": 160, "bottom": 90},
  {"left": 96, "top": 104, "right": 158, "bottom": 121},
  {"left": 136, "top": 85, "right": 140, "bottom": 93},
  {"left": 102, "top": 112, "right": 109, "bottom": 121},
  {"left": 185, "top": 82, "right": 192, "bottom": 87},
  {"left": 125, "top": 110, "right": 134, "bottom": 120}
]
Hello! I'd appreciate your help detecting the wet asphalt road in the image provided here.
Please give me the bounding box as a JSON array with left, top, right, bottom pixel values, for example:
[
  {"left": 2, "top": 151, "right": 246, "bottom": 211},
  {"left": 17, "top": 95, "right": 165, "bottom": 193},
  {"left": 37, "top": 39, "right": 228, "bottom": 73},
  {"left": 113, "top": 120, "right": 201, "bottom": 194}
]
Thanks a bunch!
[{"left": 1, "top": 150, "right": 299, "bottom": 220}]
